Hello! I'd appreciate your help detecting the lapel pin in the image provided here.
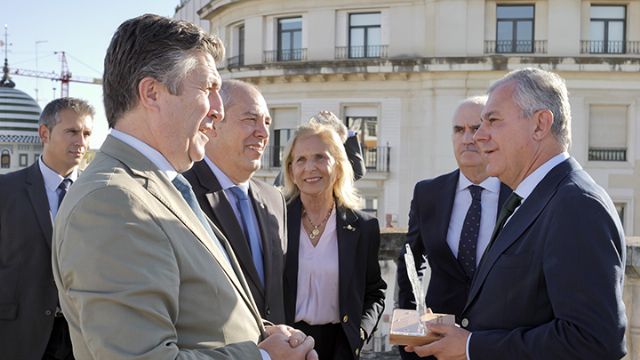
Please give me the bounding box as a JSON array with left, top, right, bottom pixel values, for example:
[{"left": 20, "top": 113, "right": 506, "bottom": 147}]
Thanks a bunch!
[{"left": 344, "top": 224, "right": 356, "bottom": 231}]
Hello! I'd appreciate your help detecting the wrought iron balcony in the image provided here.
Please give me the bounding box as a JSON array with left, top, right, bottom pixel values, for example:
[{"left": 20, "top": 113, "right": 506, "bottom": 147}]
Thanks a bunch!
[
  {"left": 335, "top": 45, "right": 389, "bottom": 59},
  {"left": 484, "top": 40, "right": 547, "bottom": 54},
  {"left": 580, "top": 40, "right": 640, "bottom": 54},
  {"left": 588, "top": 147, "right": 627, "bottom": 162},
  {"left": 263, "top": 48, "right": 307, "bottom": 63},
  {"left": 362, "top": 145, "right": 390, "bottom": 172},
  {"left": 226, "top": 54, "right": 244, "bottom": 69}
]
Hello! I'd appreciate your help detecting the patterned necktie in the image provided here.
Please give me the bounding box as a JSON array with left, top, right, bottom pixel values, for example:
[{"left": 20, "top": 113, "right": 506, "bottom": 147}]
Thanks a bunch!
[
  {"left": 57, "top": 178, "right": 73, "bottom": 207},
  {"left": 172, "top": 174, "right": 229, "bottom": 264},
  {"left": 229, "top": 186, "right": 265, "bottom": 287},
  {"left": 458, "top": 185, "right": 483, "bottom": 278}
]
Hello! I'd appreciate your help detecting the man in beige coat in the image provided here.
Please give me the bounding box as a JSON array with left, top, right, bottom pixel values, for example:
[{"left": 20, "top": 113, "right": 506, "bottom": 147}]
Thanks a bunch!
[{"left": 52, "top": 14, "right": 315, "bottom": 359}]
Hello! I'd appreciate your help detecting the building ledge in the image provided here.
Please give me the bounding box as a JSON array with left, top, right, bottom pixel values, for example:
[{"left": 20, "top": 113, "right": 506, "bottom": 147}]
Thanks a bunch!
[{"left": 221, "top": 55, "right": 640, "bottom": 83}]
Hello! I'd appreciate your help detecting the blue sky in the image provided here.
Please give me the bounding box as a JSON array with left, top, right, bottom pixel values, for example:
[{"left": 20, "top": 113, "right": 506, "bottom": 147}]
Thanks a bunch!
[{"left": 2, "top": 0, "right": 180, "bottom": 148}]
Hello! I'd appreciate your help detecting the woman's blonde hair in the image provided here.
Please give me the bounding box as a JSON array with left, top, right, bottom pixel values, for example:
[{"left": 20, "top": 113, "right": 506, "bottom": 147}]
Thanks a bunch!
[{"left": 282, "top": 121, "right": 361, "bottom": 209}]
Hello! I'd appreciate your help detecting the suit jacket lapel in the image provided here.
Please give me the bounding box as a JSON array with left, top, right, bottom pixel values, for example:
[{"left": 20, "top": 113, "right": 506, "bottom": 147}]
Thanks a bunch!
[
  {"left": 284, "top": 197, "right": 303, "bottom": 323},
  {"left": 337, "top": 206, "right": 359, "bottom": 309},
  {"left": 249, "top": 181, "right": 274, "bottom": 291},
  {"left": 439, "top": 170, "right": 466, "bottom": 275},
  {"left": 100, "top": 136, "right": 258, "bottom": 319},
  {"left": 26, "top": 163, "right": 53, "bottom": 249},
  {"left": 191, "top": 161, "right": 264, "bottom": 293},
  {"left": 465, "top": 158, "right": 577, "bottom": 312}
]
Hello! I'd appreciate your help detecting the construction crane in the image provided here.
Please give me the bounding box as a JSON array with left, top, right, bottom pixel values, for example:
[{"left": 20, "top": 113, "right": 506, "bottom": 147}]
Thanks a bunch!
[{"left": 10, "top": 51, "right": 102, "bottom": 98}]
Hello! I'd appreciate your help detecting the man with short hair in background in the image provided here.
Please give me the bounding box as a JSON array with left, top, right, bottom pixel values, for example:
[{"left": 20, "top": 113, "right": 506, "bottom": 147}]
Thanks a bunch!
[
  {"left": 0, "top": 97, "right": 93, "bottom": 360},
  {"left": 397, "top": 96, "right": 509, "bottom": 360}
]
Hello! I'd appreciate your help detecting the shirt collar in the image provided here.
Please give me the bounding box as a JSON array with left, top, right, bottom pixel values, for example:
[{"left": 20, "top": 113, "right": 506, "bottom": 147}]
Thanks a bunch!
[
  {"left": 38, "top": 157, "right": 78, "bottom": 192},
  {"left": 203, "top": 156, "right": 249, "bottom": 192},
  {"left": 110, "top": 129, "right": 178, "bottom": 181},
  {"left": 457, "top": 171, "right": 501, "bottom": 194},
  {"left": 514, "top": 152, "right": 569, "bottom": 201}
]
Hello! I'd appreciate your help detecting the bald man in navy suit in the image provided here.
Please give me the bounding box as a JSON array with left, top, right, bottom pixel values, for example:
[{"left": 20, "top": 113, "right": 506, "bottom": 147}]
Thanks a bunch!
[{"left": 397, "top": 96, "right": 509, "bottom": 360}]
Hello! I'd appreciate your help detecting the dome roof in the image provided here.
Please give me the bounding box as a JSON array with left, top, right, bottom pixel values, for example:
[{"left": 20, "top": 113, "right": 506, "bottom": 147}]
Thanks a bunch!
[{"left": 0, "top": 87, "right": 41, "bottom": 144}]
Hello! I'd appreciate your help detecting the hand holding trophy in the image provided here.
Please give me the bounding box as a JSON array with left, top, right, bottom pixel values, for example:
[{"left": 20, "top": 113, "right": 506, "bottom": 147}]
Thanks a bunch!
[{"left": 389, "top": 245, "right": 455, "bottom": 346}]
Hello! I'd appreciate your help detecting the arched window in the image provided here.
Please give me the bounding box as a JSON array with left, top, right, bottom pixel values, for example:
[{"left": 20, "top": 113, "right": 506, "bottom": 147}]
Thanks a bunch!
[{"left": 1, "top": 149, "right": 10, "bottom": 168}]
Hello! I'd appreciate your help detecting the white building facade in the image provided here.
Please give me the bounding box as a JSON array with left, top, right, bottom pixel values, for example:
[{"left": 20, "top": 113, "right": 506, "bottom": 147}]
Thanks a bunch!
[
  {"left": 174, "top": 1, "right": 640, "bottom": 355},
  {"left": 185, "top": 0, "right": 640, "bottom": 237}
]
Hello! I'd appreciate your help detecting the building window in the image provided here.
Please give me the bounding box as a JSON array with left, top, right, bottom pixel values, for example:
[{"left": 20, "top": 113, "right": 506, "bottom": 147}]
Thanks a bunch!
[
  {"left": 361, "top": 197, "right": 378, "bottom": 218},
  {"left": 588, "top": 105, "right": 627, "bottom": 161},
  {"left": 34, "top": 153, "right": 40, "bottom": 163},
  {"left": 228, "top": 24, "right": 245, "bottom": 68},
  {"left": 277, "top": 17, "right": 303, "bottom": 61},
  {"left": 496, "top": 4, "right": 534, "bottom": 53},
  {"left": 345, "top": 115, "right": 380, "bottom": 170},
  {"left": 19, "top": 153, "right": 28, "bottom": 167},
  {"left": 270, "top": 107, "right": 298, "bottom": 168},
  {"left": 588, "top": 5, "right": 625, "bottom": 54},
  {"left": 349, "top": 13, "right": 382, "bottom": 58},
  {"left": 1, "top": 149, "right": 10, "bottom": 168}
]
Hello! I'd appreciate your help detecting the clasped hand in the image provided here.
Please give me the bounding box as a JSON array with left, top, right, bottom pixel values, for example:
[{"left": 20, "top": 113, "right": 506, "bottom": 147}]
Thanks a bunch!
[{"left": 259, "top": 324, "right": 318, "bottom": 360}]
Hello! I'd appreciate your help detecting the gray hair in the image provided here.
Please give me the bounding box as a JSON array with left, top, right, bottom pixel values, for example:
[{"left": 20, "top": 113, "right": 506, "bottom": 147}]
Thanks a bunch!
[
  {"left": 40, "top": 97, "right": 95, "bottom": 129},
  {"left": 219, "top": 79, "right": 261, "bottom": 110},
  {"left": 103, "top": 14, "right": 224, "bottom": 127},
  {"left": 459, "top": 95, "right": 487, "bottom": 108},
  {"left": 489, "top": 68, "right": 571, "bottom": 150}
]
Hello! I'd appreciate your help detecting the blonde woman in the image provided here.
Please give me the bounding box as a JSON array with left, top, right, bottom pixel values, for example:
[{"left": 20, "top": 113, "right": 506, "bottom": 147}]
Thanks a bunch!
[{"left": 281, "top": 121, "right": 386, "bottom": 359}]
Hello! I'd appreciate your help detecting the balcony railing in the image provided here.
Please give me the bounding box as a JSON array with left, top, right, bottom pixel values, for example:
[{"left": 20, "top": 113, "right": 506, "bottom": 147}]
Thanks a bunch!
[
  {"left": 259, "top": 145, "right": 391, "bottom": 173},
  {"left": 258, "top": 145, "right": 285, "bottom": 170},
  {"left": 335, "top": 45, "right": 389, "bottom": 59},
  {"left": 263, "top": 48, "right": 307, "bottom": 63},
  {"left": 363, "top": 145, "right": 390, "bottom": 172},
  {"left": 580, "top": 40, "right": 640, "bottom": 54},
  {"left": 588, "top": 147, "right": 627, "bottom": 162},
  {"left": 226, "top": 54, "right": 244, "bottom": 69},
  {"left": 484, "top": 40, "right": 547, "bottom": 54}
]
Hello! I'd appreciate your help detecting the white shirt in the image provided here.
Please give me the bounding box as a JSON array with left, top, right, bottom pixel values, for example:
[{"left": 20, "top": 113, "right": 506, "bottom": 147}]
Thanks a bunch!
[
  {"left": 295, "top": 207, "right": 340, "bottom": 325},
  {"left": 110, "top": 129, "right": 177, "bottom": 179},
  {"left": 109, "top": 130, "right": 231, "bottom": 260},
  {"left": 38, "top": 157, "right": 79, "bottom": 220},
  {"left": 446, "top": 173, "right": 501, "bottom": 264},
  {"left": 466, "top": 152, "right": 570, "bottom": 360},
  {"left": 511, "top": 152, "right": 570, "bottom": 211}
]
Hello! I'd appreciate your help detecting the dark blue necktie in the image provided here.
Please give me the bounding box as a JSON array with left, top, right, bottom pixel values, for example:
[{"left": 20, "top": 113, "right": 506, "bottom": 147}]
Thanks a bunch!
[
  {"left": 229, "top": 186, "right": 265, "bottom": 286},
  {"left": 458, "top": 185, "right": 483, "bottom": 278},
  {"left": 57, "top": 178, "right": 73, "bottom": 207},
  {"left": 172, "top": 174, "right": 229, "bottom": 263}
]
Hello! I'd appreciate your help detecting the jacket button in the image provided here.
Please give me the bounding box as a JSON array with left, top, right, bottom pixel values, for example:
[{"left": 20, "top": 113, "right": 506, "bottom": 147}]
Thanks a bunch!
[
  {"left": 265, "top": 307, "right": 271, "bottom": 315},
  {"left": 461, "top": 318, "right": 469, "bottom": 328},
  {"left": 355, "top": 348, "right": 359, "bottom": 356},
  {"left": 45, "top": 310, "right": 52, "bottom": 316},
  {"left": 342, "top": 315, "right": 349, "bottom": 323}
]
